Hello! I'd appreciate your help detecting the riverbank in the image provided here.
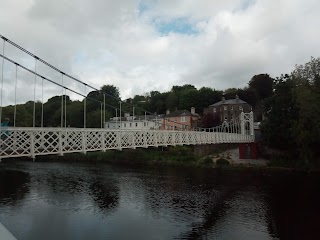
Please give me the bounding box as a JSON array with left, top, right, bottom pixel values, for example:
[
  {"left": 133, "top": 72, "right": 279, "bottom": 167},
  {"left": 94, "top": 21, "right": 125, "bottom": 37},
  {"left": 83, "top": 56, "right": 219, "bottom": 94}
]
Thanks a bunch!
[{"left": 3, "top": 145, "right": 319, "bottom": 173}]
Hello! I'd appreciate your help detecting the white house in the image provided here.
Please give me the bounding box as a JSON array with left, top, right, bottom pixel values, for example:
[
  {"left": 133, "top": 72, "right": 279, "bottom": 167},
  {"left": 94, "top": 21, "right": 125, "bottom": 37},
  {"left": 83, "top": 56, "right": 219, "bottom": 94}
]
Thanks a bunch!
[{"left": 104, "top": 113, "right": 163, "bottom": 130}]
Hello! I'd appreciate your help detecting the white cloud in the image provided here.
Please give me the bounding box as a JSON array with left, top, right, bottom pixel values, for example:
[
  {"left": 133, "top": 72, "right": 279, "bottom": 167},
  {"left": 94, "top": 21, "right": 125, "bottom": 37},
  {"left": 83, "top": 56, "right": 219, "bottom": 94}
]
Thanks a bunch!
[{"left": 0, "top": 0, "right": 320, "bottom": 106}]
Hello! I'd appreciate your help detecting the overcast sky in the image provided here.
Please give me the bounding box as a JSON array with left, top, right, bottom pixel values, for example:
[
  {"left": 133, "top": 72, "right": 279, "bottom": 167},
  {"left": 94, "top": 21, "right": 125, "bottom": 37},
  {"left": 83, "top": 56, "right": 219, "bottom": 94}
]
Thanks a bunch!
[{"left": 1, "top": 0, "right": 320, "bottom": 105}]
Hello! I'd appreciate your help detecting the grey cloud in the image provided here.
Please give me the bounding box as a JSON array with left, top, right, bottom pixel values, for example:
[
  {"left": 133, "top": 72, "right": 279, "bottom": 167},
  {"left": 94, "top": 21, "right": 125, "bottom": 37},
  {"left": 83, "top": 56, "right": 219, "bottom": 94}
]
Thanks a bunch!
[{"left": 0, "top": 0, "right": 320, "bottom": 105}]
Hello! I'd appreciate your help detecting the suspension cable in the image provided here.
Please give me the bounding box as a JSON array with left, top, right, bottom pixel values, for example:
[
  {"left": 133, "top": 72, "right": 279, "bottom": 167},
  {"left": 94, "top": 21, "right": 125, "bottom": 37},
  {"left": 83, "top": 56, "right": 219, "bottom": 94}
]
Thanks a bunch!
[
  {"left": 1, "top": 35, "right": 169, "bottom": 125},
  {"left": 0, "top": 35, "right": 161, "bottom": 118},
  {"left": 103, "top": 94, "right": 106, "bottom": 125},
  {"left": 33, "top": 58, "right": 38, "bottom": 127},
  {"left": 64, "top": 88, "right": 67, "bottom": 128},
  {"left": 61, "top": 73, "right": 64, "bottom": 128},
  {"left": 0, "top": 53, "right": 105, "bottom": 106},
  {"left": 0, "top": 39, "right": 5, "bottom": 126},
  {"left": 41, "top": 77, "right": 44, "bottom": 127},
  {"left": 14, "top": 64, "right": 18, "bottom": 127},
  {"left": 119, "top": 101, "right": 122, "bottom": 130},
  {"left": 100, "top": 102, "right": 103, "bottom": 128},
  {"left": 84, "top": 85, "right": 86, "bottom": 128}
]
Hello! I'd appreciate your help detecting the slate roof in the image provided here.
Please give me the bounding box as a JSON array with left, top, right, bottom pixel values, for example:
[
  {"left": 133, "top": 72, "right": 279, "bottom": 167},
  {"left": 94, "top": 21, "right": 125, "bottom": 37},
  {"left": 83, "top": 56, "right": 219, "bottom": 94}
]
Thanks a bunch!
[
  {"left": 164, "top": 110, "right": 199, "bottom": 118},
  {"left": 134, "top": 114, "right": 164, "bottom": 120},
  {"left": 209, "top": 98, "right": 248, "bottom": 107}
]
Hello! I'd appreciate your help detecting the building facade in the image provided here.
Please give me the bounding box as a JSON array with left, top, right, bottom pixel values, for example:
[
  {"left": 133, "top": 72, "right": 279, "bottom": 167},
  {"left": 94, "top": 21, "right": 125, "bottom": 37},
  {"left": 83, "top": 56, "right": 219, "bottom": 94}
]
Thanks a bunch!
[
  {"left": 204, "top": 95, "right": 252, "bottom": 124},
  {"left": 104, "top": 113, "right": 163, "bottom": 130},
  {"left": 160, "top": 107, "right": 200, "bottom": 130}
]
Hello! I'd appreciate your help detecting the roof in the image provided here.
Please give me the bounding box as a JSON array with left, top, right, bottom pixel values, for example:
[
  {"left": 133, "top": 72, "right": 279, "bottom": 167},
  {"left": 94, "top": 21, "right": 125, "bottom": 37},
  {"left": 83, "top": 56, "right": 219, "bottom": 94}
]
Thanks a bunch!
[
  {"left": 134, "top": 114, "right": 164, "bottom": 120},
  {"left": 165, "top": 110, "right": 199, "bottom": 118},
  {"left": 105, "top": 114, "right": 164, "bottom": 123},
  {"left": 209, "top": 98, "right": 248, "bottom": 107}
]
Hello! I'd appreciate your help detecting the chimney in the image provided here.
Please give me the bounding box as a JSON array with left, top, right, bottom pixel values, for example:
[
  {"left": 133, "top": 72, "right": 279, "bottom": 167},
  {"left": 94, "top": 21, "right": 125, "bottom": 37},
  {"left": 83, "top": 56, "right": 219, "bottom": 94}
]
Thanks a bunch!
[
  {"left": 166, "top": 109, "right": 170, "bottom": 115},
  {"left": 191, "top": 107, "right": 195, "bottom": 115},
  {"left": 222, "top": 96, "right": 225, "bottom": 102},
  {"left": 236, "top": 94, "right": 239, "bottom": 101}
]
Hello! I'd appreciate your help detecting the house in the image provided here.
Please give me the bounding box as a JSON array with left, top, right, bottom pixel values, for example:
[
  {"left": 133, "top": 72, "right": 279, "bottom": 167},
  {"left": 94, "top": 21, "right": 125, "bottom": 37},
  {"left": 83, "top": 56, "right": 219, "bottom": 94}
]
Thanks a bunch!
[
  {"left": 104, "top": 113, "right": 163, "bottom": 130},
  {"left": 160, "top": 107, "right": 200, "bottom": 130},
  {"left": 204, "top": 95, "right": 252, "bottom": 124}
]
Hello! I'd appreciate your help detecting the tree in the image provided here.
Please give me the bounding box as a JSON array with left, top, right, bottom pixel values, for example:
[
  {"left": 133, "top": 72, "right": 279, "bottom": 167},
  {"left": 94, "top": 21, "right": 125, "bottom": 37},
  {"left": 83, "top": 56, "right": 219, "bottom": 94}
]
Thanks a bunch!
[
  {"left": 261, "top": 57, "right": 320, "bottom": 167},
  {"left": 292, "top": 84, "right": 320, "bottom": 166},
  {"left": 165, "top": 92, "right": 178, "bottom": 110},
  {"left": 261, "top": 75, "right": 297, "bottom": 151},
  {"left": 201, "top": 113, "right": 220, "bottom": 128},
  {"left": 179, "top": 89, "right": 198, "bottom": 110},
  {"left": 249, "top": 74, "right": 274, "bottom": 101},
  {"left": 196, "top": 87, "right": 223, "bottom": 113}
]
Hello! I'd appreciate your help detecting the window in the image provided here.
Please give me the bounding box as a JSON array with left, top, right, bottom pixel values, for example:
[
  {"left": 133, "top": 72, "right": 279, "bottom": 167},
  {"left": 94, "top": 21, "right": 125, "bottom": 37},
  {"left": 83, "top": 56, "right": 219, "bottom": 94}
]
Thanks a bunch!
[
  {"left": 224, "top": 114, "right": 228, "bottom": 120},
  {"left": 224, "top": 106, "right": 227, "bottom": 111},
  {"left": 231, "top": 106, "right": 233, "bottom": 111},
  {"left": 135, "top": 123, "right": 138, "bottom": 127},
  {"left": 181, "top": 116, "right": 186, "bottom": 122},
  {"left": 107, "top": 124, "right": 109, "bottom": 128},
  {"left": 124, "top": 123, "right": 126, "bottom": 128},
  {"left": 239, "top": 106, "right": 243, "bottom": 111},
  {"left": 144, "top": 122, "right": 146, "bottom": 127},
  {"left": 130, "top": 123, "right": 132, "bottom": 127},
  {"left": 213, "top": 108, "right": 216, "bottom": 113}
]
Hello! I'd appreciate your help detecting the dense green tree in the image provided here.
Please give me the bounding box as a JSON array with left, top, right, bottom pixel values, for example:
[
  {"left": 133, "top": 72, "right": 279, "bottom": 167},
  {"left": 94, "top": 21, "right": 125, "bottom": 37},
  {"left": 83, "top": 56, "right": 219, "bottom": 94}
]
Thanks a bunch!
[
  {"left": 196, "top": 87, "right": 223, "bottom": 113},
  {"left": 165, "top": 92, "right": 178, "bottom": 111},
  {"left": 261, "top": 75, "right": 297, "bottom": 150},
  {"left": 261, "top": 57, "right": 320, "bottom": 167},
  {"left": 249, "top": 73, "right": 274, "bottom": 101},
  {"left": 179, "top": 89, "right": 198, "bottom": 110}
]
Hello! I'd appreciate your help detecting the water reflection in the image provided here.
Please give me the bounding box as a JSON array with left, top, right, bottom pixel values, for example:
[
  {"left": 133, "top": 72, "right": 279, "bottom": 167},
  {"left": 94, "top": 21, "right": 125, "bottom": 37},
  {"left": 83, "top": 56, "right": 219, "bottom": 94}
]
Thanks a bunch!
[
  {"left": 264, "top": 172, "right": 320, "bottom": 240},
  {"left": 89, "top": 179, "right": 119, "bottom": 212},
  {"left": 0, "top": 162, "right": 319, "bottom": 239},
  {"left": 0, "top": 169, "right": 29, "bottom": 206}
]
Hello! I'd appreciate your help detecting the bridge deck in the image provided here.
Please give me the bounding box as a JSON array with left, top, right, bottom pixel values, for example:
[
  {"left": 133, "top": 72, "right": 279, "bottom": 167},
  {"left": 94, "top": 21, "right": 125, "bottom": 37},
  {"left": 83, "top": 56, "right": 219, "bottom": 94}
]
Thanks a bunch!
[{"left": 0, "top": 128, "right": 254, "bottom": 159}]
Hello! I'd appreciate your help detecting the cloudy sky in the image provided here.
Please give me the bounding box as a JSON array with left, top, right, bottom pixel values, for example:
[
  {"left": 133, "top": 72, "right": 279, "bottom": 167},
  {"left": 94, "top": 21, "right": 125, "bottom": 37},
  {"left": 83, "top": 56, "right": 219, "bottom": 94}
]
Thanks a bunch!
[{"left": 1, "top": 0, "right": 320, "bottom": 105}]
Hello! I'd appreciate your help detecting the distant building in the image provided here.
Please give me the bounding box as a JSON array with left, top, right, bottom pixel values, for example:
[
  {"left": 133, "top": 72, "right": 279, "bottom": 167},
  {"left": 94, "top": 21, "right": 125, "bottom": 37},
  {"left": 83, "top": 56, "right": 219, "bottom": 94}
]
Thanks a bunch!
[
  {"left": 104, "top": 113, "right": 163, "bottom": 130},
  {"left": 160, "top": 107, "right": 200, "bottom": 130},
  {"left": 204, "top": 95, "right": 252, "bottom": 124}
]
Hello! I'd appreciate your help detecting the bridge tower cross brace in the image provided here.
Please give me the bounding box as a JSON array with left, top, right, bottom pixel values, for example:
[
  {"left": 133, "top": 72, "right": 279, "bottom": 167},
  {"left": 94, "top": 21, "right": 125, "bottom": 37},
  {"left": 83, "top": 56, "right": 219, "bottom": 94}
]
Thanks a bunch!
[{"left": 240, "top": 111, "right": 254, "bottom": 136}]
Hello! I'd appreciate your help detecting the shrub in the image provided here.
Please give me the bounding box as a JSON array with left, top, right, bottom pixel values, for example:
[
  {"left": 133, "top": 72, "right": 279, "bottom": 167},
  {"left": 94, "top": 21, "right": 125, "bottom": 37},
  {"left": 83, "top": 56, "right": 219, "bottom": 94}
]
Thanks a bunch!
[{"left": 216, "top": 158, "right": 230, "bottom": 166}]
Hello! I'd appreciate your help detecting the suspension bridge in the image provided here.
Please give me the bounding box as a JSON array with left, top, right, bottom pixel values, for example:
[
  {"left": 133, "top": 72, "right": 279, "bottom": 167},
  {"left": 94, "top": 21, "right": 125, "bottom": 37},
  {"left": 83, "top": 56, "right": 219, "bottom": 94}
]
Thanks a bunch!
[{"left": 0, "top": 35, "right": 254, "bottom": 160}]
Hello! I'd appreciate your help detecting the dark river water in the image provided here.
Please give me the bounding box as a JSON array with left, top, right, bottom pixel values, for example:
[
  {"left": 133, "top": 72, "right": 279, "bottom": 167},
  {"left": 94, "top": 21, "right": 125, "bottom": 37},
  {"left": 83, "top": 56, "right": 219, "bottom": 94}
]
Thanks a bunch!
[{"left": 0, "top": 161, "right": 319, "bottom": 240}]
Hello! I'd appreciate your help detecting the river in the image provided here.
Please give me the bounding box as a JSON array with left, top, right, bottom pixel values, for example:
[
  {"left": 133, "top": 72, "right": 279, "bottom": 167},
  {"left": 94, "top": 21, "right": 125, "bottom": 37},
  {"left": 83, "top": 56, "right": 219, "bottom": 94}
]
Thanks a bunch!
[{"left": 0, "top": 161, "right": 319, "bottom": 240}]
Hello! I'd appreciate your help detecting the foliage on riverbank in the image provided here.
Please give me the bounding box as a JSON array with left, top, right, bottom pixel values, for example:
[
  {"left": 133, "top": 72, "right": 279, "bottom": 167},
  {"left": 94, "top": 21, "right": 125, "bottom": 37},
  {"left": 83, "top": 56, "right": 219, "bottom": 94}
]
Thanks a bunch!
[
  {"left": 261, "top": 57, "right": 320, "bottom": 169},
  {"left": 31, "top": 143, "right": 244, "bottom": 169},
  {"left": 35, "top": 145, "right": 238, "bottom": 168}
]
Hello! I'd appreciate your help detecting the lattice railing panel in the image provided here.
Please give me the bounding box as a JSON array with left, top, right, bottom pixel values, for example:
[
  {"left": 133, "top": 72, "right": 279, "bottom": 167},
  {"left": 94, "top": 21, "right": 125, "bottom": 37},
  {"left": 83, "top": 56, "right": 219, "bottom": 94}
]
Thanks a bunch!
[
  {"left": 86, "top": 131, "right": 102, "bottom": 150},
  {"left": 157, "top": 132, "right": 166, "bottom": 146},
  {"left": 121, "top": 131, "right": 132, "bottom": 148},
  {"left": 34, "top": 131, "right": 59, "bottom": 154},
  {"left": 104, "top": 131, "right": 118, "bottom": 149},
  {"left": 133, "top": 131, "right": 144, "bottom": 147},
  {"left": 0, "top": 130, "right": 31, "bottom": 157},
  {"left": 146, "top": 132, "right": 154, "bottom": 146},
  {"left": 63, "top": 131, "right": 82, "bottom": 152},
  {"left": 0, "top": 127, "right": 254, "bottom": 159},
  {"left": 181, "top": 132, "right": 188, "bottom": 144}
]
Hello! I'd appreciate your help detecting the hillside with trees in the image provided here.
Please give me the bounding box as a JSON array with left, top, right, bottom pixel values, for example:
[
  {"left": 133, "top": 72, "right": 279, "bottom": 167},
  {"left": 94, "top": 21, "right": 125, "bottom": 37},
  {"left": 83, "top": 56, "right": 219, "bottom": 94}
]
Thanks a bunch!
[{"left": 1, "top": 57, "right": 319, "bottom": 168}]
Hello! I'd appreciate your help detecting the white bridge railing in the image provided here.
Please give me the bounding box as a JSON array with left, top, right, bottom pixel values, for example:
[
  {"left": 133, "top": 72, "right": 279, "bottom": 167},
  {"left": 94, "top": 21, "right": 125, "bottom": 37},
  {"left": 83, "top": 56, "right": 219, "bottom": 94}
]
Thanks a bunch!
[{"left": 0, "top": 128, "right": 254, "bottom": 159}]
